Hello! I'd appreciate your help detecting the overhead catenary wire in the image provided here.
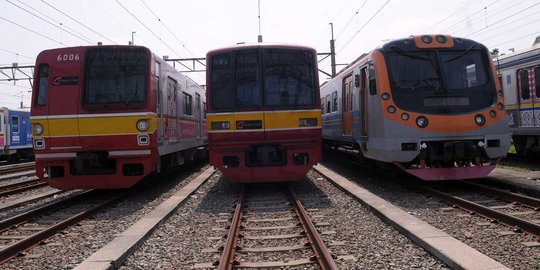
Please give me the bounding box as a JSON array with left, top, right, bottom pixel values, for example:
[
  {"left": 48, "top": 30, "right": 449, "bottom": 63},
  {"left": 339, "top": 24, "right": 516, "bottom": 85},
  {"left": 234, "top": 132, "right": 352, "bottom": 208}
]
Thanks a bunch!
[
  {"left": 335, "top": 0, "right": 368, "bottom": 41},
  {"left": 12, "top": 0, "right": 96, "bottom": 45},
  {"left": 5, "top": 0, "right": 94, "bottom": 44},
  {"left": 438, "top": 0, "right": 502, "bottom": 34},
  {"left": 0, "top": 16, "right": 65, "bottom": 46},
  {"left": 0, "top": 48, "right": 33, "bottom": 61},
  {"left": 466, "top": 1, "right": 540, "bottom": 38},
  {"left": 115, "top": 0, "right": 184, "bottom": 59},
  {"left": 40, "top": 0, "right": 117, "bottom": 45},
  {"left": 337, "top": 0, "right": 391, "bottom": 54},
  {"left": 139, "top": 0, "right": 198, "bottom": 59}
]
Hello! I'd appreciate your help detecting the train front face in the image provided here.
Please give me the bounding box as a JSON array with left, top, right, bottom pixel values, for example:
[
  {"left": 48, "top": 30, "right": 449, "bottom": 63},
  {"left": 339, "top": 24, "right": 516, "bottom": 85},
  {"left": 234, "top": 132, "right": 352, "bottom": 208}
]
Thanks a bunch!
[
  {"left": 206, "top": 44, "right": 321, "bottom": 183},
  {"left": 370, "top": 35, "right": 510, "bottom": 180},
  {"left": 30, "top": 46, "right": 158, "bottom": 189}
]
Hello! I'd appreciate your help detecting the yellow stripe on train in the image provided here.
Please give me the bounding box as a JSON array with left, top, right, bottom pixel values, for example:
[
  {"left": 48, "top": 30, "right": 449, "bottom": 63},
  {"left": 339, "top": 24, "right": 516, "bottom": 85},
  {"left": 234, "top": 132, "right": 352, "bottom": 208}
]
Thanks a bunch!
[
  {"left": 30, "top": 114, "right": 158, "bottom": 137},
  {"left": 207, "top": 109, "right": 321, "bottom": 131}
]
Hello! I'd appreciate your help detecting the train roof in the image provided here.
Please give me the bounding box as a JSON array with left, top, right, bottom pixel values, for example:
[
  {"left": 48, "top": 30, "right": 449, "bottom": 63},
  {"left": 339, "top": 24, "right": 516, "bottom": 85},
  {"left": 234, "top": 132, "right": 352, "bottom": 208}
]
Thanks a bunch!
[
  {"left": 494, "top": 38, "right": 540, "bottom": 70},
  {"left": 206, "top": 42, "right": 316, "bottom": 57}
]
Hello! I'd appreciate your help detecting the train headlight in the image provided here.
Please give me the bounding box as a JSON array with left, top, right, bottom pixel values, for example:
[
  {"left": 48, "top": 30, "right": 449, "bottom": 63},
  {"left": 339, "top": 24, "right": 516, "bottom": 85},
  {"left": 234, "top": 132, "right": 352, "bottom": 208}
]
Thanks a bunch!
[
  {"left": 489, "top": 110, "right": 497, "bottom": 118},
  {"left": 497, "top": 103, "right": 504, "bottom": 110},
  {"left": 211, "top": 121, "right": 230, "bottom": 130},
  {"left": 387, "top": 106, "right": 396, "bottom": 113},
  {"left": 136, "top": 120, "right": 150, "bottom": 132},
  {"left": 381, "top": 93, "right": 391, "bottom": 100},
  {"left": 416, "top": 116, "right": 428, "bottom": 128},
  {"left": 436, "top": 35, "right": 447, "bottom": 43},
  {"left": 421, "top": 35, "right": 432, "bottom": 44},
  {"left": 498, "top": 90, "right": 503, "bottom": 97},
  {"left": 474, "top": 114, "right": 486, "bottom": 126},
  {"left": 33, "top": 123, "right": 44, "bottom": 135},
  {"left": 298, "top": 118, "right": 318, "bottom": 127}
]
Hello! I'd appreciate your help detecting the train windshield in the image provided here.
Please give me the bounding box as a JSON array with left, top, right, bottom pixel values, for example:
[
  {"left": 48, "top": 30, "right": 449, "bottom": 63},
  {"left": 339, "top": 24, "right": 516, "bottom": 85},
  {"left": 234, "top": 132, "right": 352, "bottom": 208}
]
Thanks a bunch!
[
  {"left": 386, "top": 49, "right": 493, "bottom": 114},
  {"left": 263, "top": 49, "right": 315, "bottom": 108},
  {"left": 210, "top": 48, "right": 316, "bottom": 112},
  {"left": 84, "top": 48, "right": 147, "bottom": 109}
]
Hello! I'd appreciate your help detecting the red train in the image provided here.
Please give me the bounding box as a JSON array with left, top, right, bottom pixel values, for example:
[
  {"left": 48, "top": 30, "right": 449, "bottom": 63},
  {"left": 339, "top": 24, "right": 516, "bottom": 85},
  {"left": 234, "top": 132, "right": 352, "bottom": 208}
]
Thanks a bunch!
[
  {"left": 206, "top": 43, "right": 321, "bottom": 183},
  {"left": 30, "top": 45, "right": 207, "bottom": 189}
]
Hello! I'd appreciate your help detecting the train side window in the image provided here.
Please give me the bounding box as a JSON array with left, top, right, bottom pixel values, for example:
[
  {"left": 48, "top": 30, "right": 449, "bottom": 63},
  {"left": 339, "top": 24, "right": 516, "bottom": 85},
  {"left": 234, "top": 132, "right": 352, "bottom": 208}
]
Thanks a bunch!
[
  {"left": 326, "top": 94, "right": 331, "bottom": 114},
  {"left": 155, "top": 61, "right": 161, "bottom": 91},
  {"left": 36, "top": 64, "right": 49, "bottom": 106},
  {"left": 183, "top": 92, "right": 193, "bottom": 116},
  {"left": 11, "top": 116, "right": 19, "bottom": 133},
  {"left": 203, "top": 102, "right": 206, "bottom": 119},
  {"left": 321, "top": 98, "right": 325, "bottom": 114},
  {"left": 332, "top": 91, "right": 338, "bottom": 112},
  {"left": 535, "top": 67, "right": 540, "bottom": 98},
  {"left": 519, "top": 69, "right": 530, "bottom": 100}
]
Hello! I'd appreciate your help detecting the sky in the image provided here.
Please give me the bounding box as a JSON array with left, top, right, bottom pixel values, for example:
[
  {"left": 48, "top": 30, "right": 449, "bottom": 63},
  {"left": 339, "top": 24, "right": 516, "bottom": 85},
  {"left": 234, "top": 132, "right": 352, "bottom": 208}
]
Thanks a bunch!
[{"left": 1, "top": 0, "right": 539, "bottom": 109}]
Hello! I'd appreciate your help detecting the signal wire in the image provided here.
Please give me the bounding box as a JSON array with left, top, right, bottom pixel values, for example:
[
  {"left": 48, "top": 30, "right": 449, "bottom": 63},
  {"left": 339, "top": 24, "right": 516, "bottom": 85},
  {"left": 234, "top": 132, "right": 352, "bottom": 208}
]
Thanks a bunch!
[
  {"left": 40, "top": 0, "right": 118, "bottom": 45},
  {"left": 337, "top": 0, "right": 391, "bottom": 54}
]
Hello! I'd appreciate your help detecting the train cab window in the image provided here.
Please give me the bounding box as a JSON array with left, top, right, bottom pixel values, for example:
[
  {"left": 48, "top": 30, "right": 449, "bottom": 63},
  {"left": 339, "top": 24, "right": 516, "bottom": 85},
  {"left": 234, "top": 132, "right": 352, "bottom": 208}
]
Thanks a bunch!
[
  {"left": 519, "top": 69, "right": 530, "bottom": 100},
  {"left": 210, "top": 53, "right": 234, "bottom": 111},
  {"left": 36, "top": 64, "right": 49, "bottom": 106},
  {"left": 263, "top": 49, "right": 315, "bottom": 107},
  {"left": 236, "top": 50, "right": 261, "bottom": 109},
  {"left": 332, "top": 91, "right": 338, "bottom": 112},
  {"left": 183, "top": 92, "right": 193, "bottom": 116},
  {"left": 84, "top": 48, "right": 147, "bottom": 108},
  {"left": 535, "top": 67, "right": 540, "bottom": 98}
]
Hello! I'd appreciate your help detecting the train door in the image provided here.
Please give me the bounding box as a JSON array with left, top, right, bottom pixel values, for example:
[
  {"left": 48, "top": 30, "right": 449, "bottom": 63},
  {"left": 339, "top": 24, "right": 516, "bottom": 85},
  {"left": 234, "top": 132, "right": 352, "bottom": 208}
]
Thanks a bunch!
[
  {"left": 517, "top": 68, "right": 539, "bottom": 127},
  {"left": 342, "top": 75, "right": 353, "bottom": 136},
  {"left": 195, "top": 93, "right": 201, "bottom": 139}
]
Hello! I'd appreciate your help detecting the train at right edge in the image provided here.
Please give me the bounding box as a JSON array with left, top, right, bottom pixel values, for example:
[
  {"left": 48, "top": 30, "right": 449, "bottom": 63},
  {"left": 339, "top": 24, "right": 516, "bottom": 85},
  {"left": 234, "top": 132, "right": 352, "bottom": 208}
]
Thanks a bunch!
[
  {"left": 322, "top": 35, "right": 511, "bottom": 181},
  {"left": 495, "top": 37, "right": 540, "bottom": 156}
]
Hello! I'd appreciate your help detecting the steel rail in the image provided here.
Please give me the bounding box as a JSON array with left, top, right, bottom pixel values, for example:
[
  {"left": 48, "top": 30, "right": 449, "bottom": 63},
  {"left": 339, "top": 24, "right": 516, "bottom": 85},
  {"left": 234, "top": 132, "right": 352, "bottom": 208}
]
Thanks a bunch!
[
  {"left": 0, "top": 162, "right": 35, "bottom": 175},
  {"left": 424, "top": 186, "right": 540, "bottom": 238},
  {"left": 218, "top": 186, "right": 245, "bottom": 270},
  {"left": 288, "top": 186, "right": 339, "bottom": 270},
  {"left": 0, "top": 179, "right": 47, "bottom": 197},
  {"left": 459, "top": 181, "right": 540, "bottom": 209},
  {"left": 0, "top": 191, "right": 123, "bottom": 263}
]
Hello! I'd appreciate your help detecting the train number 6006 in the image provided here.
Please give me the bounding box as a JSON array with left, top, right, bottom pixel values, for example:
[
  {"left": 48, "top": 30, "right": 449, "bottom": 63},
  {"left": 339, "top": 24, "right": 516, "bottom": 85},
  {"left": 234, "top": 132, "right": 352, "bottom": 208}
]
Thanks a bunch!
[{"left": 57, "top": 54, "right": 80, "bottom": 62}]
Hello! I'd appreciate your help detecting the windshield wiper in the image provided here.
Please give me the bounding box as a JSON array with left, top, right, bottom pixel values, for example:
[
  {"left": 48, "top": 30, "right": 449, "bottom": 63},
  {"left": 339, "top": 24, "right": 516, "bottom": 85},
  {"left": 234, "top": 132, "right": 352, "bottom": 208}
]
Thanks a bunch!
[
  {"left": 390, "top": 45, "right": 431, "bottom": 61},
  {"left": 125, "top": 80, "right": 139, "bottom": 106},
  {"left": 444, "top": 43, "right": 478, "bottom": 63}
]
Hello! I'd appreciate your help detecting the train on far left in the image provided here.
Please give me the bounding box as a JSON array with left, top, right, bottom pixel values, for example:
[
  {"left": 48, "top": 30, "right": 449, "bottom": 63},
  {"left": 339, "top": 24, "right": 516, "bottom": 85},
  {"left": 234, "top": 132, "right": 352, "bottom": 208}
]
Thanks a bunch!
[
  {"left": 30, "top": 45, "right": 208, "bottom": 189},
  {"left": 0, "top": 107, "right": 33, "bottom": 162}
]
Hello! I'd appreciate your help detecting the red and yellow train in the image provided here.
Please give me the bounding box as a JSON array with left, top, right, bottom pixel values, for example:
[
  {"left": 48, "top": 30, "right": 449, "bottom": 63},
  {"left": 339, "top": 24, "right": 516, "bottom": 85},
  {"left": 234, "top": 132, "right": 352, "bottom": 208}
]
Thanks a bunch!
[
  {"left": 30, "top": 45, "right": 207, "bottom": 189},
  {"left": 206, "top": 43, "right": 321, "bottom": 182}
]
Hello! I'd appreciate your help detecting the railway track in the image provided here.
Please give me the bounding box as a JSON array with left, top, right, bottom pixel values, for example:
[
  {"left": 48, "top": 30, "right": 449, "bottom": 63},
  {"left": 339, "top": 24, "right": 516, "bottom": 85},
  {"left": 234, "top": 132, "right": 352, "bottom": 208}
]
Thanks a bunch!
[
  {"left": 0, "top": 162, "right": 35, "bottom": 176},
  {"left": 0, "top": 189, "right": 124, "bottom": 263},
  {"left": 0, "top": 179, "right": 47, "bottom": 197},
  {"left": 197, "top": 184, "right": 340, "bottom": 269},
  {"left": 421, "top": 181, "right": 540, "bottom": 238}
]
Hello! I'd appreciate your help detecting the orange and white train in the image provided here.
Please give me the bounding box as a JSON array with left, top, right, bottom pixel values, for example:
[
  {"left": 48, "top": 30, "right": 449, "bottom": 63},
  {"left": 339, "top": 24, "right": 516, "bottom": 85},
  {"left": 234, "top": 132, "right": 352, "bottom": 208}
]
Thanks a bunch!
[
  {"left": 30, "top": 45, "right": 207, "bottom": 189},
  {"left": 322, "top": 35, "right": 510, "bottom": 180}
]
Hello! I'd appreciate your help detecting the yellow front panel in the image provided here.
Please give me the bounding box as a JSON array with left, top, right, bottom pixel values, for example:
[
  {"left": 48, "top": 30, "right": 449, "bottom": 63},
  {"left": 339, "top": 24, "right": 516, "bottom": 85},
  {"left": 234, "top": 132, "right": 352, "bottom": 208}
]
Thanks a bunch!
[
  {"left": 48, "top": 118, "right": 79, "bottom": 137},
  {"left": 265, "top": 110, "right": 321, "bottom": 129}
]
